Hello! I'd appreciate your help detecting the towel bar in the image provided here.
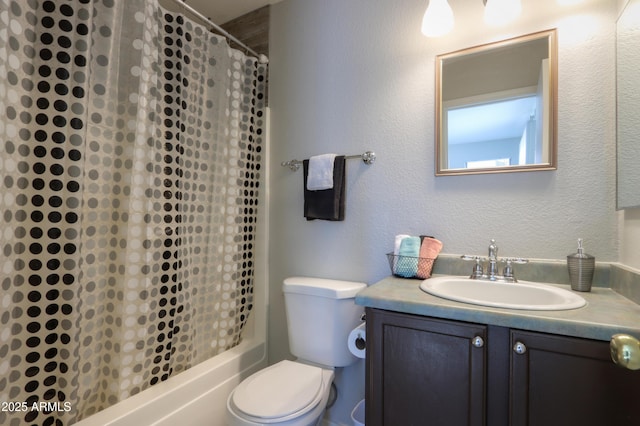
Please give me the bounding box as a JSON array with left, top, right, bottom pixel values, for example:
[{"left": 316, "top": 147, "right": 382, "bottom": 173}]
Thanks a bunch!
[{"left": 281, "top": 151, "right": 376, "bottom": 172}]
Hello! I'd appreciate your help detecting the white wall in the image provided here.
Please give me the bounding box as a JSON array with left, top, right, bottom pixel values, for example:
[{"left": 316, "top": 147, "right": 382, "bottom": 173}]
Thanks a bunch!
[{"left": 268, "top": 0, "right": 620, "bottom": 423}]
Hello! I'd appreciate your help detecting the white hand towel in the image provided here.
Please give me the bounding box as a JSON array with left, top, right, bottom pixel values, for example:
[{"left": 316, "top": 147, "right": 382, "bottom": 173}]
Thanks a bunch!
[
  {"left": 306, "top": 154, "right": 337, "bottom": 190},
  {"left": 393, "top": 234, "right": 410, "bottom": 272},
  {"left": 394, "top": 234, "right": 410, "bottom": 256}
]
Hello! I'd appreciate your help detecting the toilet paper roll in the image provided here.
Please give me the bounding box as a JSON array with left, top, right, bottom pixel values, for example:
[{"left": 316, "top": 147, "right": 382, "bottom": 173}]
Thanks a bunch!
[{"left": 348, "top": 322, "right": 366, "bottom": 359}]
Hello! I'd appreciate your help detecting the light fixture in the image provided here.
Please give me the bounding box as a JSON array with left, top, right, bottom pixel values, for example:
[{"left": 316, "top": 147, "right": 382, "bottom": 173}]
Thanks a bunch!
[
  {"left": 421, "top": 0, "right": 523, "bottom": 37},
  {"left": 421, "top": 0, "right": 455, "bottom": 37},
  {"left": 483, "top": 0, "right": 522, "bottom": 26}
]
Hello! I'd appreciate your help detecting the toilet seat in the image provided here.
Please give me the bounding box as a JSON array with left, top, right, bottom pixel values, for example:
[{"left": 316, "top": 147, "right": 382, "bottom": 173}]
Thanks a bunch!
[{"left": 230, "top": 360, "right": 327, "bottom": 423}]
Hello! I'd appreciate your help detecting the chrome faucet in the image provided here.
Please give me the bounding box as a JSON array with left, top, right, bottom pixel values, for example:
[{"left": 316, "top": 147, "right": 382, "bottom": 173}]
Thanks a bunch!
[
  {"left": 462, "top": 239, "right": 528, "bottom": 283},
  {"left": 487, "top": 239, "right": 499, "bottom": 279}
]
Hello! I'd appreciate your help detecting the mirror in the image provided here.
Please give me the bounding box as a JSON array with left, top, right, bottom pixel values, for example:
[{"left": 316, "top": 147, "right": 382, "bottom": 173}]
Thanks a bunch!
[
  {"left": 435, "top": 29, "right": 558, "bottom": 176},
  {"left": 616, "top": 0, "right": 640, "bottom": 209}
]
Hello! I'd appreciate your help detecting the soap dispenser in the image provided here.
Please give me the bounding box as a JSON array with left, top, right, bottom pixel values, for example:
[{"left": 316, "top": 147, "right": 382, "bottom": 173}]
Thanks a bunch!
[{"left": 567, "top": 238, "right": 595, "bottom": 292}]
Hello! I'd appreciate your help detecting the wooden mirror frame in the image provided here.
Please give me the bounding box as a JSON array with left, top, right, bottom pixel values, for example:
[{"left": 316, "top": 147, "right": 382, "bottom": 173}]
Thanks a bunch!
[{"left": 435, "top": 29, "right": 558, "bottom": 176}]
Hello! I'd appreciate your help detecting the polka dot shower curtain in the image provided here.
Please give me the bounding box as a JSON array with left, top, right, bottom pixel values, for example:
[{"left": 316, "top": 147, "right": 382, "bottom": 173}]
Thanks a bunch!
[{"left": 0, "top": 0, "right": 266, "bottom": 424}]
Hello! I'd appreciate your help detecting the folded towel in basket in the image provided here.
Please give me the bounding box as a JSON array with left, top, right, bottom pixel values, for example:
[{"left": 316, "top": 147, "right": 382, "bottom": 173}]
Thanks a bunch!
[
  {"left": 306, "top": 153, "right": 337, "bottom": 190},
  {"left": 394, "top": 234, "right": 410, "bottom": 256},
  {"left": 303, "top": 155, "right": 346, "bottom": 221},
  {"left": 393, "top": 234, "right": 410, "bottom": 272},
  {"left": 417, "top": 236, "right": 443, "bottom": 279},
  {"left": 396, "top": 236, "right": 421, "bottom": 278}
]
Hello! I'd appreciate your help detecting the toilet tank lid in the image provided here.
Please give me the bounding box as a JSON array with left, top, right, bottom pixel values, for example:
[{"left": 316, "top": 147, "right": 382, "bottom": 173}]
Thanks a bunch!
[{"left": 283, "top": 276, "right": 367, "bottom": 299}]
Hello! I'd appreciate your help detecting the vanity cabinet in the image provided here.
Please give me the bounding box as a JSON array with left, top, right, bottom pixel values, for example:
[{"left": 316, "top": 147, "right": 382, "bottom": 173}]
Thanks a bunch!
[
  {"left": 365, "top": 308, "right": 640, "bottom": 426},
  {"left": 365, "top": 308, "right": 487, "bottom": 426},
  {"left": 510, "top": 329, "right": 640, "bottom": 425}
]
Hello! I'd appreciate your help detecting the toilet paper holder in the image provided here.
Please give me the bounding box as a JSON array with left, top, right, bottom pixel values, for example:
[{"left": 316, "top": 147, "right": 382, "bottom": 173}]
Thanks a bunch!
[
  {"left": 348, "top": 319, "right": 367, "bottom": 359},
  {"left": 356, "top": 313, "right": 366, "bottom": 349}
]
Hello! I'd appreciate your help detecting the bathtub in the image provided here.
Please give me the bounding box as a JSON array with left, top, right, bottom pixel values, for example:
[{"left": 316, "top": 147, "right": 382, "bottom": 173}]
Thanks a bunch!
[{"left": 74, "top": 317, "right": 267, "bottom": 426}]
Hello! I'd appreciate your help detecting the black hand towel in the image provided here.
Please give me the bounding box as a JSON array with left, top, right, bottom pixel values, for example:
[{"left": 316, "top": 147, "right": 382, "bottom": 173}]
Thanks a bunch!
[{"left": 303, "top": 155, "right": 345, "bottom": 221}]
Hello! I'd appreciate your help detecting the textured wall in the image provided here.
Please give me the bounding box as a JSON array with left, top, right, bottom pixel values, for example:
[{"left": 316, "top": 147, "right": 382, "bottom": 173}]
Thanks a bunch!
[{"left": 268, "top": 0, "right": 619, "bottom": 423}]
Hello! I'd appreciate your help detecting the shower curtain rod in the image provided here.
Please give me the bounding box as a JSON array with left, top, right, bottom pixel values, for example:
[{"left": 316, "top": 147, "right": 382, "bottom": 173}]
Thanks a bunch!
[{"left": 170, "top": 0, "right": 269, "bottom": 64}]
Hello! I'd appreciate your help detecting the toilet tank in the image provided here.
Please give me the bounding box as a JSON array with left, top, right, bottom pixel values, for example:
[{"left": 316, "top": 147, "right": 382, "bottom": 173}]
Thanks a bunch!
[{"left": 283, "top": 277, "right": 367, "bottom": 367}]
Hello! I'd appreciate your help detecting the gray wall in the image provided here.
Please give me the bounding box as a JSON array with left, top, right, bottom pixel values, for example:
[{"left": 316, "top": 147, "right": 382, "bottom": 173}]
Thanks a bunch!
[{"left": 268, "top": 0, "right": 619, "bottom": 423}]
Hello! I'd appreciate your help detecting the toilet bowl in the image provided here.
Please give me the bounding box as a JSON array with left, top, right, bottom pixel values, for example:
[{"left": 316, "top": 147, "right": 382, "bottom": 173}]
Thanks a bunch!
[
  {"left": 226, "top": 360, "right": 334, "bottom": 426},
  {"left": 226, "top": 277, "right": 366, "bottom": 426}
]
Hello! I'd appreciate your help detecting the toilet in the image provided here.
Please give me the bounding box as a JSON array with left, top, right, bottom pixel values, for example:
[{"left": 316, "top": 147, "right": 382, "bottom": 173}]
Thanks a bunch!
[{"left": 226, "top": 276, "right": 367, "bottom": 426}]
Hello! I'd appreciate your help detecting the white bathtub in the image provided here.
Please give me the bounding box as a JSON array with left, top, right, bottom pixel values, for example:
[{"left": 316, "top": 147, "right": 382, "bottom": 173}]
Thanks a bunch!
[{"left": 74, "top": 322, "right": 267, "bottom": 426}]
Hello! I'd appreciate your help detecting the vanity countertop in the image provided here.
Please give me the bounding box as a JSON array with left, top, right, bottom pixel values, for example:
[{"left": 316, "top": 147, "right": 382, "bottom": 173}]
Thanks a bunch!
[{"left": 355, "top": 276, "right": 640, "bottom": 341}]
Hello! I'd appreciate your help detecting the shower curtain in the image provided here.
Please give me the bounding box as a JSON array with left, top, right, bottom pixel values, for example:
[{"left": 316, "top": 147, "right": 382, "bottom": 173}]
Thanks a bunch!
[{"left": 0, "top": 0, "right": 267, "bottom": 424}]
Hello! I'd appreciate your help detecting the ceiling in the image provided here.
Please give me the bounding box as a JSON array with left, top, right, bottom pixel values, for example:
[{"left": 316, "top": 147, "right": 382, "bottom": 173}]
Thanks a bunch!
[{"left": 178, "top": 0, "right": 281, "bottom": 24}]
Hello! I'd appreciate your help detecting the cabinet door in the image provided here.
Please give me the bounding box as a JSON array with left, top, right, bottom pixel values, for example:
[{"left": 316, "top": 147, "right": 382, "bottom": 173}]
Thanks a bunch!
[
  {"left": 510, "top": 329, "right": 640, "bottom": 426},
  {"left": 366, "top": 308, "right": 487, "bottom": 426}
]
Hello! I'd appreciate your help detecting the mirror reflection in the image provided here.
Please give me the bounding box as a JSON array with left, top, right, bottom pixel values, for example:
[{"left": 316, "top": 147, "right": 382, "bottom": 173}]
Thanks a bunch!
[
  {"left": 435, "top": 29, "right": 557, "bottom": 176},
  {"left": 616, "top": 0, "right": 640, "bottom": 209}
]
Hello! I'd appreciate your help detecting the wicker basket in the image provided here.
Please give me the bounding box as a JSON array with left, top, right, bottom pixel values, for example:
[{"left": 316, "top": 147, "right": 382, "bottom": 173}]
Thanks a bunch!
[{"left": 386, "top": 253, "right": 436, "bottom": 279}]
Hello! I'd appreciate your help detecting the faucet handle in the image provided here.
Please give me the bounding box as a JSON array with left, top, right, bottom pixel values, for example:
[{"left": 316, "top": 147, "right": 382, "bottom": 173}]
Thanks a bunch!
[
  {"left": 503, "top": 257, "right": 529, "bottom": 264},
  {"left": 461, "top": 255, "right": 484, "bottom": 278},
  {"left": 501, "top": 257, "right": 529, "bottom": 282},
  {"left": 461, "top": 255, "right": 481, "bottom": 261},
  {"left": 502, "top": 259, "right": 515, "bottom": 279}
]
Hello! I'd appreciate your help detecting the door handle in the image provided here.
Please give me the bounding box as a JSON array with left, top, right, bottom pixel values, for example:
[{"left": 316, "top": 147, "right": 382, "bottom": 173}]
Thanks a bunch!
[{"left": 610, "top": 334, "right": 640, "bottom": 370}]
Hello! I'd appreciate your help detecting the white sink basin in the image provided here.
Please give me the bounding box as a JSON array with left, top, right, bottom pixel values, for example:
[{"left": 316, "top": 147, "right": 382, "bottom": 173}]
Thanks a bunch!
[{"left": 419, "top": 276, "right": 586, "bottom": 311}]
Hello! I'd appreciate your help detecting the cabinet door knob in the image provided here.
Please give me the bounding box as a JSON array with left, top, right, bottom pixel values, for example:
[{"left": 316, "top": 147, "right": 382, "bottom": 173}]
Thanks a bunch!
[
  {"left": 472, "top": 336, "right": 484, "bottom": 348},
  {"left": 610, "top": 334, "right": 640, "bottom": 370},
  {"left": 513, "top": 341, "right": 527, "bottom": 355}
]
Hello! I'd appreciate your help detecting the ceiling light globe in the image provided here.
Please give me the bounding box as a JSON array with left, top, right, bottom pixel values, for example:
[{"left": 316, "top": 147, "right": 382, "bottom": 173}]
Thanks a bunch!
[
  {"left": 484, "top": 0, "right": 522, "bottom": 26},
  {"left": 421, "top": 0, "right": 455, "bottom": 37}
]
